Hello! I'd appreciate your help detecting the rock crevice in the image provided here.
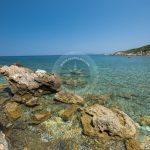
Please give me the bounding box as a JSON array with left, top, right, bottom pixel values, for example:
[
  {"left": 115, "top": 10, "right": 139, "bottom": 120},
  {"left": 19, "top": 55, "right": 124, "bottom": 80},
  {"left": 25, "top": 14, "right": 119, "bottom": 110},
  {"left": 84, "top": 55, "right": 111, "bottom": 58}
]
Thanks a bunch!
[{"left": 81, "top": 104, "right": 136, "bottom": 139}]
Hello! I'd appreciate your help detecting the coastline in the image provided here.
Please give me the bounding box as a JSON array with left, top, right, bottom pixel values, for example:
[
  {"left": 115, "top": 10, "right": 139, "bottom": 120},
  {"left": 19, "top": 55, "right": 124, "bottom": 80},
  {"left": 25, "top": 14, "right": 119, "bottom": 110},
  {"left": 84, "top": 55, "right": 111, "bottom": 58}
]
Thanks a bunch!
[
  {"left": 112, "top": 44, "right": 150, "bottom": 56},
  {"left": 112, "top": 52, "right": 150, "bottom": 56}
]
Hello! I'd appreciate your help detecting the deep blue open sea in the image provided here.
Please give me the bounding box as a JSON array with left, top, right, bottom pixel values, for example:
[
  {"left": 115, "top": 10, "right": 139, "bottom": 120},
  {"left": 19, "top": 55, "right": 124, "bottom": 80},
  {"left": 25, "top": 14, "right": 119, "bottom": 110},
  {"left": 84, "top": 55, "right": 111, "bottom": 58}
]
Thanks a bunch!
[{"left": 0, "top": 55, "right": 150, "bottom": 134}]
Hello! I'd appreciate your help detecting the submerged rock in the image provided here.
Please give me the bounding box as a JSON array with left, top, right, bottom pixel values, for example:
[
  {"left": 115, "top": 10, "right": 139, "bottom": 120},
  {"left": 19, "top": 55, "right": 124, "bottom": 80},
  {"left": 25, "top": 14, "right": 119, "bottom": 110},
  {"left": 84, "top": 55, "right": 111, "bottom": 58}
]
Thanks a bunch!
[
  {"left": 62, "top": 78, "right": 87, "bottom": 88},
  {"left": 60, "top": 105, "right": 78, "bottom": 121},
  {"left": 139, "top": 115, "right": 150, "bottom": 126},
  {"left": 4, "top": 102, "right": 22, "bottom": 120},
  {"left": 0, "top": 65, "right": 61, "bottom": 96},
  {"left": 55, "top": 91, "right": 84, "bottom": 104},
  {"left": 41, "top": 117, "right": 82, "bottom": 141},
  {"left": 32, "top": 111, "right": 50, "bottom": 123},
  {"left": 11, "top": 95, "right": 22, "bottom": 103},
  {"left": 99, "top": 95, "right": 110, "bottom": 101},
  {"left": 82, "top": 93, "right": 110, "bottom": 105},
  {"left": 22, "top": 94, "right": 39, "bottom": 107},
  {"left": 24, "top": 97, "right": 39, "bottom": 107},
  {"left": 81, "top": 104, "right": 136, "bottom": 139},
  {"left": 12, "top": 94, "right": 39, "bottom": 107}
]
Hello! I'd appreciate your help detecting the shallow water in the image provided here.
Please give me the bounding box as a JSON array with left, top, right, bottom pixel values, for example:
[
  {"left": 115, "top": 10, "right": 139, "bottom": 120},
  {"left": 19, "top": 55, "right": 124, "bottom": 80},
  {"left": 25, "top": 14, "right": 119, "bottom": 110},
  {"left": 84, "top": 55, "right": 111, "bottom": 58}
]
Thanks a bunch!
[{"left": 0, "top": 55, "right": 150, "bottom": 135}]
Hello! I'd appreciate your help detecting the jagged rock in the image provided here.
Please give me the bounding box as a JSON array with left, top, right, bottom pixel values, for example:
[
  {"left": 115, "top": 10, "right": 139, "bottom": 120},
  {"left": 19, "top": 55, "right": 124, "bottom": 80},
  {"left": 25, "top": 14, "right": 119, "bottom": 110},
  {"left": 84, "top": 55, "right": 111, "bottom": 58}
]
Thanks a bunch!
[
  {"left": 125, "top": 139, "right": 141, "bottom": 150},
  {"left": 60, "top": 105, "right": 78, "bottom": 121},
  {"left": 4, "top": 102, "right": 22, "bottom": 120},
  {"left": 81, "top": 111, "right": 113, "bottom": 144},
  {"left": 55, "top": 91, "right": 84, "bottom": 104},
  {"left": 0, "top": 131, "right": 8, "bottom": 150},
  {"left": 81, "top": 104, "right": 136, "bottom": 139},
  {"left": 0, "top": 65, "right": 61, "bottom": 96}
]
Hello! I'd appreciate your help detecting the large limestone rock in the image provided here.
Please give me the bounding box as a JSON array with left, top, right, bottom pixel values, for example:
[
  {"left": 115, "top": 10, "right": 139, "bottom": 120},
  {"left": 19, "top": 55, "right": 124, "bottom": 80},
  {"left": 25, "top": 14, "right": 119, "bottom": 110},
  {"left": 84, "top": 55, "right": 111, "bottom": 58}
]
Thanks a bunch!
[
  {"left": 55, "top": 91, "right": 84, "bottom": 104},
  {"left": 81, "top": 104, "right": 136, "bottom": 139},
  {"left": 0, "top": 65, "right": 61, "bottom": 96}
]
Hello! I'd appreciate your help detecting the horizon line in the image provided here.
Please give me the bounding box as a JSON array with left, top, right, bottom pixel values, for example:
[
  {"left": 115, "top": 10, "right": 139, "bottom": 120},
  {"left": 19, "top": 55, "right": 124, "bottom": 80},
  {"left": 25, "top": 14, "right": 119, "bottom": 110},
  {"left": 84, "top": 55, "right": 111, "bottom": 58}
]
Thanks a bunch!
[{"left": 0, "top": 53, "right": 111, "bottom": 57}]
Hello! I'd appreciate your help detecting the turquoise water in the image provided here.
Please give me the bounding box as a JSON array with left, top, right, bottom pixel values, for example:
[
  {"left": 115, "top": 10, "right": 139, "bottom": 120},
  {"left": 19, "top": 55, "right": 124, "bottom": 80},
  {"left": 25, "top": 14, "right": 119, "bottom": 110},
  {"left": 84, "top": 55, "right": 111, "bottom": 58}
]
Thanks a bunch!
[{"left": 0, "top": 55, "right": 150, "bottom": 128}]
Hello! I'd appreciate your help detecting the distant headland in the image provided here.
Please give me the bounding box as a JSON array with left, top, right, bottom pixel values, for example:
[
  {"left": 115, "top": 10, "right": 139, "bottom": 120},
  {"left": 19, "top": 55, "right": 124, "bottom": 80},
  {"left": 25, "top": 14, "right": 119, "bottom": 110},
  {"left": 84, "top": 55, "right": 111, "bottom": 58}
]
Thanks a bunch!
[{"left": 113, "top": 44, "right": 150, "bottom": 56}]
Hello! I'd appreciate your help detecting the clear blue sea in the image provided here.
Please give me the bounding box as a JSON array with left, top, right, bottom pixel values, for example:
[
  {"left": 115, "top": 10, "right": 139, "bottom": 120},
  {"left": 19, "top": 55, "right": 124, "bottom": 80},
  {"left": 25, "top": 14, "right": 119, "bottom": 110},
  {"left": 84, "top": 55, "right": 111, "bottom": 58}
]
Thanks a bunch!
[{"left": 0, "top": 55, "right": 150, "bottom": 133}]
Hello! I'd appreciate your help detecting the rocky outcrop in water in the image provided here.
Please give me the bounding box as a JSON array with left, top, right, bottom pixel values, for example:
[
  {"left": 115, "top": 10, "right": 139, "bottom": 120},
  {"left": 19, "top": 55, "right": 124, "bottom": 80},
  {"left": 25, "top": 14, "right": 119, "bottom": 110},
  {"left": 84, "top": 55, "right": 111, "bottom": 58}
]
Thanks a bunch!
[
  {"left": 81, "top": 104, "right": 136, "bottom": 139},
  {"left": 0, "top": 65, "right": 61, "bottom": 96},
  {"left": 55, "top": 91, "right": 84, "bottom": 104}
]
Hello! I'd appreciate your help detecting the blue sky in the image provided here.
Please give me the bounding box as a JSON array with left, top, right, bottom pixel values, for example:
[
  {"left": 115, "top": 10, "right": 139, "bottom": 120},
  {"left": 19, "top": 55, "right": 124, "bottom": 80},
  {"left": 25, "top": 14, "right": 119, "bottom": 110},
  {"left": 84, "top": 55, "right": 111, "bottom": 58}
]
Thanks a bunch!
[{"left": 0, "top": 0, "right": 150, "bottom": 56}]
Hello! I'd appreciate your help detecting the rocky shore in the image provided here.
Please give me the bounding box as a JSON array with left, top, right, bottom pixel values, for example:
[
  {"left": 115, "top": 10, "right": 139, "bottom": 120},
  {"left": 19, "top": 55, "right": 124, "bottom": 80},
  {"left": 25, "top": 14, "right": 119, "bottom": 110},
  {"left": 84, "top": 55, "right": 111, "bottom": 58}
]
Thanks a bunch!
[{"left": 0, "top": 65, "right": 148, "bottom": 150}]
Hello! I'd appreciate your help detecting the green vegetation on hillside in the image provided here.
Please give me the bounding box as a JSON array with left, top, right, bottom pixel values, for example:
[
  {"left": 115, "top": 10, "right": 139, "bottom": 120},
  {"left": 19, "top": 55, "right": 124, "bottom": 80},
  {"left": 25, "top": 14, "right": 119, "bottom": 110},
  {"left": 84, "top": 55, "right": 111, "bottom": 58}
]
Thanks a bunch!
[
  {"left": 123, "top": 45, "right": 150, "bottom": 54},
  {"left": 114, "top": 45, "right": 150, "bottom": 55}
]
